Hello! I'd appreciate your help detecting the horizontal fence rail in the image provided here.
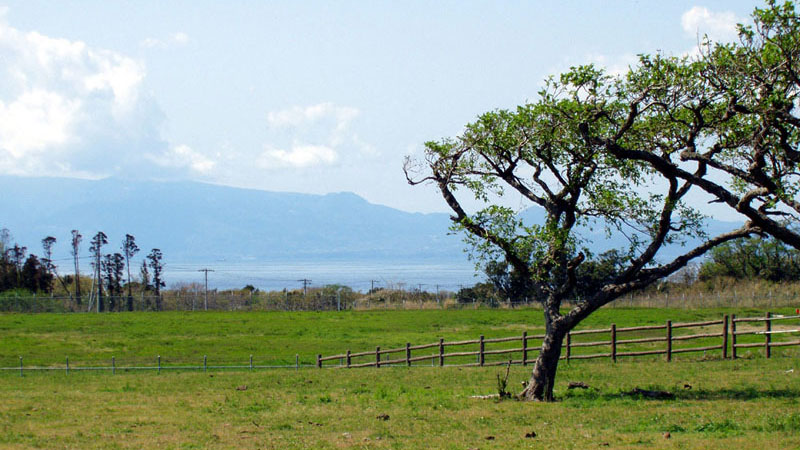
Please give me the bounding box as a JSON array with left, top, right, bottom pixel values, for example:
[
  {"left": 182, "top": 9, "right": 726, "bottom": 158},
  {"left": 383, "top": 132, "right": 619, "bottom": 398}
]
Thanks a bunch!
[
  {"left": 317, "top": 313, "right": 800, "bottom": 369},
  {"left": 5, "top": 313, "right": 798, "bottom": 376},
  {"left": 731, "top": 313, "right": 800, "bottom": 359}
]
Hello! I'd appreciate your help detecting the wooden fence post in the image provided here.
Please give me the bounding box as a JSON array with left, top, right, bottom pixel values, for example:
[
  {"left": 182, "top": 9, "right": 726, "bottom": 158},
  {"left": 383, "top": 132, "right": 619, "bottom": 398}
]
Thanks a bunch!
[
  {"left": 316, "top": 354, "right": 321, "bottom": 368},
  {"left": 731, "top": 315, "right": 737, "bottom": 359},
  {"left": 722, "top": 315, "right": 729, "bottom": 359},
  {"left": 376, "top": 346, "right": 381, "bottom": 368},
  {"left": 566, "top": 332, "right": 571, "bottom": 361},
  {"left": 611, "top": 324, "right": 617, "bottom": 363},
  {"left": 346, "top": 350, "right": 351, "bottom": 368},
  {"left": 438, "top": 338, "right": 444, "bottom": 367},
  {"left": 765, "top": 312, "right": 772, "bottom": 359},
  {"left": 666, "top": 320, "right": 672, "bottom": 362},
  {"left": 522, "top": 332, "right": 528, "bottom": 366},
  {"left": 479, "top": 335, "right": 485, "bottom": 366},
  {"left": 405, "top": 343, "right": 411, "bottom": 367}
]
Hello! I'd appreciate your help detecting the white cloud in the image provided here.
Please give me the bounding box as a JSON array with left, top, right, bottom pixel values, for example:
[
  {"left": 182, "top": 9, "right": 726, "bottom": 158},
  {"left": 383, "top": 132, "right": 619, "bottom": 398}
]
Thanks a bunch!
[
  {"left": 0, "top": 89, "right": 79, "bottom": 157},
  {"left": 147, "top": 144, "right": 216, "bottom": 174},
  {"left": 681, "top": 6, "right": 740, "bottom": 42},
  {"left": 585, "top": 53, "right": 641, "bottom": 77},
  {"left": 0, "top": 13, "right": 194, "bottom": 180},
  {"left": 258, "top": 144, "right": 338, "bottom": 168},
  {"left": 140, "top": 32, "right": 190, "bottom": 49},
  {"left": 267, "top": 102, "right": 358, "bottom": 131},
  {"left": 258, "top": 103, "right": 372, "bottom": 170}
]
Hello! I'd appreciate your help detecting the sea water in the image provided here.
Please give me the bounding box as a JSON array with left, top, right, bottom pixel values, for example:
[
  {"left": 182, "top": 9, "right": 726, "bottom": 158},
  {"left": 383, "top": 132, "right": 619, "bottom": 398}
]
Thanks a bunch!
[{"left": 163, "top": 260, "right": 481, "bottom": 292}]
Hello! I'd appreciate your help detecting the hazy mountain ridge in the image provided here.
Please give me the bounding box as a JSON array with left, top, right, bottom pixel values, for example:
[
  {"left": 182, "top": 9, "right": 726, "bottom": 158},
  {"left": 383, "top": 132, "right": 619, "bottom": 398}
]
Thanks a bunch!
[
  {"left": 0, "top": 176, "right": 465, "bottom": 262},
  {"left": 1, "top": 175, "right": 743, "bottom": 266}
]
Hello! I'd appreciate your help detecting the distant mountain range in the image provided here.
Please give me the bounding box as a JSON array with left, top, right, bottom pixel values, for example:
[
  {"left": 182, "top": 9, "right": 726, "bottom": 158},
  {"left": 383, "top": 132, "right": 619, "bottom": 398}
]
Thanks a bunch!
[
  {"left": 0, "top": 175, "right": 743, "bottom": 266},
  {"left": 0, "top": 175, "right": 465, "bottom": 263}
]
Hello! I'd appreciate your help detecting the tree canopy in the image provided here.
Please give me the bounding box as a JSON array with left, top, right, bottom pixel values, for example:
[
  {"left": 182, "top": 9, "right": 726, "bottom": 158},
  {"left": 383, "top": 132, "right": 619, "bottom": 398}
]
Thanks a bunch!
[{"left": 405, "top": 1, "right": 800, "bottom": 401}]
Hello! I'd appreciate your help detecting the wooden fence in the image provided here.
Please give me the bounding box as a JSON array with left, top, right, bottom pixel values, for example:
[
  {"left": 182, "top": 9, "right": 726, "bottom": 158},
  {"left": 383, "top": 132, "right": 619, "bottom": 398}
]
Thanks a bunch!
[
  {"left": 317, "top": 313, "right": 800, "bottom": 368},
  {"left": 731, "top": 313, "right": 800, "bottom": 359}
]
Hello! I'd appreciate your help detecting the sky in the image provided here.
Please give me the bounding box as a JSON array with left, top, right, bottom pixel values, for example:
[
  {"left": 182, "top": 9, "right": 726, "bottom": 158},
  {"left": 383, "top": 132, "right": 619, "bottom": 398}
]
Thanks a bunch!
[{"left": 0, "top": 1, "right": 765, "bottom": 219}]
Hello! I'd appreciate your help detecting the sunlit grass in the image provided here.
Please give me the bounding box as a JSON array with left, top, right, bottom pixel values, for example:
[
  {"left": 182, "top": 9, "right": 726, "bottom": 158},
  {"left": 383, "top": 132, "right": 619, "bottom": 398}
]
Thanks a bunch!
[{"left": 1, "top": 356, "right": 798, "bottom": 449}]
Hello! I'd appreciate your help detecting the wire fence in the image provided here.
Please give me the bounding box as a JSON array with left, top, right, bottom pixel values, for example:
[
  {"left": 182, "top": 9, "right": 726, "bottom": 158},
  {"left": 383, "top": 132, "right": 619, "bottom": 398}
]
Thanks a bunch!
[
  {"left": 4, "top": 354, "right": 312, "bottom": 376},
  {"left": 1, "top": 291, "right": 799, "bottom": 313}
]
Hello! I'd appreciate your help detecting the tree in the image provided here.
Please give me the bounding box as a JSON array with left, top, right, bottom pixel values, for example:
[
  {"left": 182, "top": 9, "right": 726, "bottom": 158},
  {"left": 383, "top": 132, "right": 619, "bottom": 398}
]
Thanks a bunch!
[
  {"left": 42, "top": 236, "right": 74, "bottom": 300},
  {"left": 21, "top": 255, "right": 52, "bottom": 293},
  {"left": 483, "top": 260, "right": 540, "bottom": 304},
  {"left": 139, "top": 260, "right": 152, "bottom": 309},
  {"left": 598, "top": 1, "right": 800, "bottom": 252},
  {"left": 121, "top": 234, "right": 139, "bottom": 311},
  {"left": 0, "top": 228, "right": 10, "bottom": 257},
  {"left": 89, "top": 231, "right": 108, "bottom": 312},
  {"left": 102, "top": 253, "right": 125, "bottom": 311},
  {"left": 0, "top": 229, "right": 12, "bottom": 291},
  {"left": 405, "top": 59, "right": 757, "bottom": 401},
  {"left": 7, "top": 244, "right": 27, "bottom": 287},
  {"left": 147, "top": 249, "right": 165, "bottom": 310},
  {"left": 41, "top": 236, "right": 56, "bottom": 275},
  {"left": 71, "top": 230, "right": 82, "bottom": 303},
  {"left": 699, "top": 236, "right": 800, "bottom": 282}
]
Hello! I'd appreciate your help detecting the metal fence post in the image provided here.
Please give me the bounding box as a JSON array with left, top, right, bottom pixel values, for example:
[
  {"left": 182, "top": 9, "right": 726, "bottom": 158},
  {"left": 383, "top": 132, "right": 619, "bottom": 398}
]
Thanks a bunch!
[
  {"left": 203, "top": 355, "right": 207, "bottom": 372},
  {"left": 157, "top": 355, "right": 161, "bottom": 374},
  {"left": 19, "top": 356, "right": 22, "bottom": 377},
  {"left": 295, "top": 354, "right": 299, "bottom": 370},
  {"left": 112, "top": 356, "right": 116, "bottom": 375},
  {"left": 250, "top": 354, "right": 253, "bottom": 371},
  {"left": 66, "top": 356, "right": 69, "bottom": 375}
]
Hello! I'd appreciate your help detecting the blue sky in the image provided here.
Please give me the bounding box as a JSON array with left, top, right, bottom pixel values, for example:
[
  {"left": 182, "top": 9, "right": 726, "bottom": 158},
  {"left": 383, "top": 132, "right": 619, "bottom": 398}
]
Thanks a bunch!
[{"left": 0, "top": 1, "right": 762, "bottom": 218}]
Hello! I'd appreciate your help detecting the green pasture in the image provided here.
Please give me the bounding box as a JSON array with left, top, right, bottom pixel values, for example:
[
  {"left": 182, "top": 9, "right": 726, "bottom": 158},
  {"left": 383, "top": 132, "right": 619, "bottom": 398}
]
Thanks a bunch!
[
  {"left": 2, "top": 357, "right": 799, "bottom": 449},
  {"left": 1, "top": 307, "right": 793, "bottom": 368},
  {"left": 1, "top": 308, "right": 799, "bottom": 448}
]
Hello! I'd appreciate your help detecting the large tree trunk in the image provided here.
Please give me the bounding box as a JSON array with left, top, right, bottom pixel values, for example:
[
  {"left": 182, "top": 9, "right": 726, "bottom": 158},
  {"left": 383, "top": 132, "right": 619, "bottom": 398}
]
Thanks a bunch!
[{"left": 521, "top": 326, "right": 567, "bottom": 401}]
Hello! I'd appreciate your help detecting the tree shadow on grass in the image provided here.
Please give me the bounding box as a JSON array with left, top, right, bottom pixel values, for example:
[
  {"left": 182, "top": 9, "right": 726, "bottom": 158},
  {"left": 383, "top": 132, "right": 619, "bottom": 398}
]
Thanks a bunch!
[{"left": 562, "top": 386, "right": 800, "bottom": 402}]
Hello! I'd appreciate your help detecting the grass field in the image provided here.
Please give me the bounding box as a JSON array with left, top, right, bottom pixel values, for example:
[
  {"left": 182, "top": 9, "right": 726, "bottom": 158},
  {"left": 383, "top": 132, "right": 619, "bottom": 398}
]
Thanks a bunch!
[
  {"left": 2, "top": 308, "right": 799, "bottom": 448},
  {"left": 0, "top": 307, "right": 789, "bottom": 367}
]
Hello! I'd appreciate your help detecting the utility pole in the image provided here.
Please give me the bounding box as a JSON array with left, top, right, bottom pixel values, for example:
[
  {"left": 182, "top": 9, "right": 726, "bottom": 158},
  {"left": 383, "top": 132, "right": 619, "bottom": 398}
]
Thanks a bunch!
[
  {"left": 198, "top": 268, "right": 214, "bottom": 311},
  {"left": 298, "top": 279, "right": 311, "bottom": 297},
  {"left": 370, "top": 280, "right": 380, "bottom": 293}
]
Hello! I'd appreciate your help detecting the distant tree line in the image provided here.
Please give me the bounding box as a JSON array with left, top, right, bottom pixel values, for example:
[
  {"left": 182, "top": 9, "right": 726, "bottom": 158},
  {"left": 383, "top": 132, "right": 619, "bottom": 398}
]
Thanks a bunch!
[
  {"left": 0, "top": 227, "right": 165, "bottom": 310},
  {"left": 460, "top": 236, "right": 800, "bottom": 305}
]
